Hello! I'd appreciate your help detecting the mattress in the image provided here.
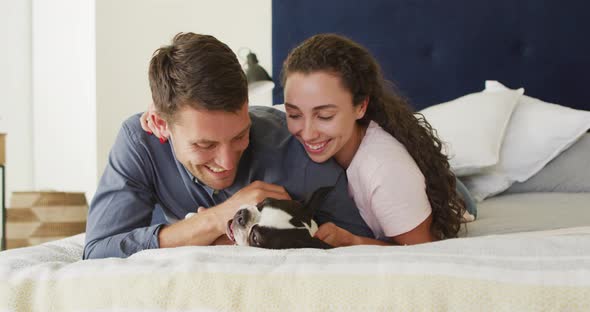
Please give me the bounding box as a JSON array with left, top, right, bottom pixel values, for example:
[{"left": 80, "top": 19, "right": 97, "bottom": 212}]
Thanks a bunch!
[
  {"left": 1, "top": 227, "right": 590, "bottom": 311},
  {"left": 463, "top": 192, "right": 590, "bottom": 237}
]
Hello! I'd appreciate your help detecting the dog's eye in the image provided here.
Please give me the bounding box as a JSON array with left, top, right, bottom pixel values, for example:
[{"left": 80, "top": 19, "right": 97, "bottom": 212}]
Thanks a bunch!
[{"left": 249, "top": 225, "right": 262, "bottom": 246}]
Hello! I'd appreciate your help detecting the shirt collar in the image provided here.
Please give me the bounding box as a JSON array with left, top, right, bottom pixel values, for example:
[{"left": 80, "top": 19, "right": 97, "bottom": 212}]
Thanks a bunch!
[{"left": 184, "top": 166, "right": 219, "bottom": 196}]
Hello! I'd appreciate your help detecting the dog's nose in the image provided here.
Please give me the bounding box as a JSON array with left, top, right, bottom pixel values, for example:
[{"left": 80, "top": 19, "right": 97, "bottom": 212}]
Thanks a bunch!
[{"left": 235, "top": 209, "right": 250, "bottom": 226}]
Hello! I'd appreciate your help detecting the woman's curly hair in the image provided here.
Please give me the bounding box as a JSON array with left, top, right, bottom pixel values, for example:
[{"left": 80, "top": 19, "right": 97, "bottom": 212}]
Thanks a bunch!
[{"left": 282, "top": 34, "right": 464, "bottom": 239}]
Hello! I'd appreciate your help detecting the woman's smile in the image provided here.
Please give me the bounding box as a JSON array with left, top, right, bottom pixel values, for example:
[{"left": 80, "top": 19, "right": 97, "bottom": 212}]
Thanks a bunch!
[{"left": 302, "top": 139, "right": 331, "bottom": 154}]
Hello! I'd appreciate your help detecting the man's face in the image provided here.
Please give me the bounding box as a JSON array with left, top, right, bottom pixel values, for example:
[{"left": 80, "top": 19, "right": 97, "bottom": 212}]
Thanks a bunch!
[{"left": 168, "top": 103, "right": 251, "bottom": 190}]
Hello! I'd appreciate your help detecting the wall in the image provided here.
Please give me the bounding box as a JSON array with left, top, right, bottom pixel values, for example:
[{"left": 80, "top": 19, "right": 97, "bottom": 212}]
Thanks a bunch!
[
  {"left": 0, "top": 0, "right": 33, "bottom": 209},
  {"left": 0, "top": 0, "right": 272, "bottom": 218},
  {"left": 32, "top": 0, "right": 97, "bottom": 201},
  {"left": 96, "top": 0, "right": 273, "bottom": 183}
]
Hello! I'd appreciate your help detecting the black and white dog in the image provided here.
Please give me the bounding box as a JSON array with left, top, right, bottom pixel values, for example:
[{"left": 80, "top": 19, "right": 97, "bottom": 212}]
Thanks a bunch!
[{"left": 225, "top": 187, "right": 333, "bottom": 249}]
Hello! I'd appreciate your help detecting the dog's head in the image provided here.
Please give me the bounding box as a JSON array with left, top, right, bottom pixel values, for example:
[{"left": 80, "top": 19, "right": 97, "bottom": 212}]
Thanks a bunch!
[{"left": 225, "top": 187, "right": 333, "bottom": 249}]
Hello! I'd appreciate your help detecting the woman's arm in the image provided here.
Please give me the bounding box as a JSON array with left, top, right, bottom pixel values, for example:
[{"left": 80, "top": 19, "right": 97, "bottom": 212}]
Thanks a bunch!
[
  {"left": 315, "top": 222, "right": 391, "bottom": 246},
  {"left": 315, "top": 214, "right": 436, "bottom": 247},
  {"left": 389, "top": 214, "right": 437, "bottom": 245}
]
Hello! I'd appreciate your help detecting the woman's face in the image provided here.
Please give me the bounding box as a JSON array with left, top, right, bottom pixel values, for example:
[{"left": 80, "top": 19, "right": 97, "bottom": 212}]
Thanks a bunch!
[{"left": 284, "top": 71, "right": 366, "bottom": 164}]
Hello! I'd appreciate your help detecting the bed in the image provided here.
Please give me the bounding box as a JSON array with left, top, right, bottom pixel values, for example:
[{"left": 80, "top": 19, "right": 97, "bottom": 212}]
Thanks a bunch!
[{"left": 2, "top": 0, "right": 590, "bottom": 311}]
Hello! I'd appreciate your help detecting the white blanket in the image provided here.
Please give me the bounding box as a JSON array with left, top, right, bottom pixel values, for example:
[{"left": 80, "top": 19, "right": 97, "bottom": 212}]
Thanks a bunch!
[{"left": 1, "top": 228, "right": 590, "bottom": 311}]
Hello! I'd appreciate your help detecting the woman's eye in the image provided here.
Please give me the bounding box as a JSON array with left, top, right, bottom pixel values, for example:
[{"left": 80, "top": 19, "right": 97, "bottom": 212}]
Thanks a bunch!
[
  {"left": 287, "top": 114, "right": 301, "bottom": 120},
  {"left": 318, "top": 115, "right": 334, "bottom": 121}
]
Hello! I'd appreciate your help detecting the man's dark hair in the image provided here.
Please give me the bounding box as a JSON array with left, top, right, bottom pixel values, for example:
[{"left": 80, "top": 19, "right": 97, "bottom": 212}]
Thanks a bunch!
[{"left": 149, "top": 33, "right": 248, "bottom": 122}]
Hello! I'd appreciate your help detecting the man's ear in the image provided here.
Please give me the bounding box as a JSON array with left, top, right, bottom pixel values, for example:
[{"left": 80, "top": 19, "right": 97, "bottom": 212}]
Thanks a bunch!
[{"left": 152, "top": 112, "right": 171, "bottom": 138}]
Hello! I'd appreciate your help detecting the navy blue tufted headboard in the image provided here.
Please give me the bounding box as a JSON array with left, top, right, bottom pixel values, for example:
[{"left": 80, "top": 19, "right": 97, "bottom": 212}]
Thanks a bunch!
[{"left": 272, "top": 0, "right": 590, "bottom": 111}]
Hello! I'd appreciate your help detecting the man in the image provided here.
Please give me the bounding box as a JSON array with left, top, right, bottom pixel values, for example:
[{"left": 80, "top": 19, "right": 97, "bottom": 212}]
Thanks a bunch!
[{"left": 83, "top": 33, "right": 373, "bottom": 259}]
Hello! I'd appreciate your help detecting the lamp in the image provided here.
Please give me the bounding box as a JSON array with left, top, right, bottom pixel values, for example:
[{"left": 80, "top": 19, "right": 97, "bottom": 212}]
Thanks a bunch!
[{"left": 242, "top": 50, "right": 275, "bottom": 96}]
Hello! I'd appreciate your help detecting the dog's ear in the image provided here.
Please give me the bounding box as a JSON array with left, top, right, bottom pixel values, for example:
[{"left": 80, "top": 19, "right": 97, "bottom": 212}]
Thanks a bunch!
[
  {"left": 304, "top": 187, "right": 334, "bottom": 214},
  {"left": 256, "top": 199, "right": 269, "bottom": 211}
]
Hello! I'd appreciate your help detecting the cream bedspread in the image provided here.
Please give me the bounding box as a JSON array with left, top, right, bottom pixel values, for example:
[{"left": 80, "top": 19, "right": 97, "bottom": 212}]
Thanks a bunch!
[{"left": 1, "top": 228, "right": 590, "bottom": 311}]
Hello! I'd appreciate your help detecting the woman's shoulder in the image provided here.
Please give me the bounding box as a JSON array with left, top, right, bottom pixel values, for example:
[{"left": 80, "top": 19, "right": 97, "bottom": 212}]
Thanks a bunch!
[
  {"left": 349, "top": 121, "right": 424, "bottom": 183},
  {"left": 358, "top": 122, "right": 413, "bottom": 164}
]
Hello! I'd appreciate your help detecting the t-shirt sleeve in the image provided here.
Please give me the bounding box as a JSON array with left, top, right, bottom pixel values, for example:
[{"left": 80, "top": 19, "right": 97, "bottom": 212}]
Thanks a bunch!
[{"left": 367, "top": 156, "right": 432, "bottom": 238}]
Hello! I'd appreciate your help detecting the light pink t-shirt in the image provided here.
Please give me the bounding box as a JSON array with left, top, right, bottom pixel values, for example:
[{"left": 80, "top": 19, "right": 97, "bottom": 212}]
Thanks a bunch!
[{"left": 346, "top": 121, "right": 432, "bottom": 239}]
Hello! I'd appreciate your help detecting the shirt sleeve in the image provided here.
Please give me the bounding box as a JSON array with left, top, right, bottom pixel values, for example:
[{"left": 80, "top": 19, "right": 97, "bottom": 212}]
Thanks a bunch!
[
  {"left": 368, "top": 159, "right": 432, "bottom": 238},
  {"left": 83, "top": 121, "right": 162, "bottom": 259}
]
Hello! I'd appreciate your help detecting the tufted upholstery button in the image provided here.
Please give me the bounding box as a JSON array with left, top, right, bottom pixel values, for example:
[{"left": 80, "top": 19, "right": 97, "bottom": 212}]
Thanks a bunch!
[
  {"left": 510, "top": 41, "right": 520, "bottom": 55},
  {"left": 510, "top": 41, "right": 531, "bottom": 57},
  {"left": 522, "top": 45, "right": 533, "bottom": 57},
  {"left": 420, "top": 45, "right": 434, "bottom": 59}
]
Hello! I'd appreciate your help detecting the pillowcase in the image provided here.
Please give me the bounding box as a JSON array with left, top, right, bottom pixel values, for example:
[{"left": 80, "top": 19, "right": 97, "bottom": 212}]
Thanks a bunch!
[
  {"left": 503, "top": 132, "right": 590, "bottom": 194},
  {"left": 462, "top": 81, "right": 590, "bottom": 201},
  {"left": 273, "top": 104, "right": 286, "bottom": 112},
  {"left": 419, "top": 89, "right": 523, "bottom": 176}
]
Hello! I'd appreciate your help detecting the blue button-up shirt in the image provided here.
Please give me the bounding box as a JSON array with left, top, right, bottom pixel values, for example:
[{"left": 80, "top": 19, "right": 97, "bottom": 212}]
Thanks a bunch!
[{"left": 84, "top": 106, "right": 373, "bottom": 259}]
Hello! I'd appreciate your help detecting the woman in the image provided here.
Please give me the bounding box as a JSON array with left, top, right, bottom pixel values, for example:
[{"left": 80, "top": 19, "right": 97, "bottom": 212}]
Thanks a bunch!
[
  {"left": 280, "top": 34, "right": 465, "bottom": 246},
  {"left": 141, "top": 34, "right": 469, "bottom": 247}
]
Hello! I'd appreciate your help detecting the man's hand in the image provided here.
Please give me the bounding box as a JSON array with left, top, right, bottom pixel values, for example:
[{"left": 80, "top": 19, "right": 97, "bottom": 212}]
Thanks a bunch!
[
  {"left": 160, "top": 182, "right": 291, "bottom": 248},
  {"left": 211, "top": 234, "right": 234, "bottom": 245}
]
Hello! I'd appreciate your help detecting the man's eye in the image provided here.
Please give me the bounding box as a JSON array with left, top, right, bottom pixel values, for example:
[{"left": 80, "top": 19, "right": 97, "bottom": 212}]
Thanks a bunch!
[
  {"left": 194, "top": 143, "right": 215, "bottom": 150},
  {"left": 233, "top": 134, "right": 246, "bottom": 142}
]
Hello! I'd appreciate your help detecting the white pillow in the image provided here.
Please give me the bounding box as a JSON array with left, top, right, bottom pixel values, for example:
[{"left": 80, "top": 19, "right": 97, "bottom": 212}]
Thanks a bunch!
[
  {"left": 272, "top": 104, "right": 286, "bottom": 112},
  {"left": 462, "top": 81, "right": 590, "bottom": 201},
  {"left": 419, "top": 89, "right": 523, "bottom": 176}
]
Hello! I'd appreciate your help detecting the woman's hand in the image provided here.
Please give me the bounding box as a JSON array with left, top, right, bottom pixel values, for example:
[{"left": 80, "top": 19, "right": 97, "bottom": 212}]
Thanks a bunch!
[
  {"left": 314, "top": 222, "right": 360, "bottom": 247},
  {"left": 316, "top": 222, "right": 405, "bottom": 247},
  {"left": 140, "top": 103, "right": 165, "bottom": 140}
]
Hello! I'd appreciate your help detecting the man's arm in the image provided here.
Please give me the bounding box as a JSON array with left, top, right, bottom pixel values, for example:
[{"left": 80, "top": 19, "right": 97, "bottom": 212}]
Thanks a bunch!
[
  {"left": 84, "top": 120, "right": 233, "bottom": 258},
  {"left": 157, "top": 180, "right": 293, "bottom": 247},
  {"left": 157, "top": 209, "right": 226, "bottom": 247},
  {"left": 84, "top": 121, "right": 168, "bottom": 259}
]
